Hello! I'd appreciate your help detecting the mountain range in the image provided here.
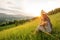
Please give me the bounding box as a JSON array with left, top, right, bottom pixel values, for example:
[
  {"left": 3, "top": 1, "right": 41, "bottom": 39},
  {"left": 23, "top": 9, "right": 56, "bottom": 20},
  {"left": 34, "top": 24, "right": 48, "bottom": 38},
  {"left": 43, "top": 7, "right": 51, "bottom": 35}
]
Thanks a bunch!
[{"left": 0, "top": 13, "right": 33, "bottom": 23}]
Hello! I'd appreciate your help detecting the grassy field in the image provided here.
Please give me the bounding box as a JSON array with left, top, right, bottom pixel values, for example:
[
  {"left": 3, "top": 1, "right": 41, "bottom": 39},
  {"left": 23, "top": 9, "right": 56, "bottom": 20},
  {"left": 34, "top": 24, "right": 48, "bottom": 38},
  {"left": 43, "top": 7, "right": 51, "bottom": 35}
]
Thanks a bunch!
[{"left": 0, "top": 13, "right": 60, "bottom": 40}]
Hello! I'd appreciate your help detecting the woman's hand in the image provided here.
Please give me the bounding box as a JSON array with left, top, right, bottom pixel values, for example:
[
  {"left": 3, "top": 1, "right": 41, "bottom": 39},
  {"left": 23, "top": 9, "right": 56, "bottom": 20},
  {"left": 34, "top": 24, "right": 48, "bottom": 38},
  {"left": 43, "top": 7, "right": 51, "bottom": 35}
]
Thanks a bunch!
[{"left": 40, "top": 21, "right": 47, "bottom": 26}]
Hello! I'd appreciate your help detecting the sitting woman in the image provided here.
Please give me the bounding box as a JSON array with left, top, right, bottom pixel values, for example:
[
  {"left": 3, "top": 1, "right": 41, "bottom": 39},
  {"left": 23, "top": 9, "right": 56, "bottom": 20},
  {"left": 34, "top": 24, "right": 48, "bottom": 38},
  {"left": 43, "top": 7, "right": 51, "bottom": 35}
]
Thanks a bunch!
[{"left": 37, "top": 10, "right": 52, "bottom": 33}]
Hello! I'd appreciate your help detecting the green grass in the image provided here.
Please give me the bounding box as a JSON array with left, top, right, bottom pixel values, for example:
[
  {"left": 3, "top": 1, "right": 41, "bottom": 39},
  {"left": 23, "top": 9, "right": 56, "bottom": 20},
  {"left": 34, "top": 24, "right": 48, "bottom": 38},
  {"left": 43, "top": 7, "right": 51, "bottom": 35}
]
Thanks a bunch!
[
  {"left": 0, "top": 13, "right": 60, "bottom": 40},
  {"left": 0, "top": 24, "right": 16, "bottom": 31}
]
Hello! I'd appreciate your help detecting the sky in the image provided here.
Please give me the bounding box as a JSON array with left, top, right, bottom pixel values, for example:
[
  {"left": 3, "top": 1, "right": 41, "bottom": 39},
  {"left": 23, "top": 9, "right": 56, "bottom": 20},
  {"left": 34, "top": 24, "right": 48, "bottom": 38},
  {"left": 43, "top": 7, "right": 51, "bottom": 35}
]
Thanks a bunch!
[{"left": 0, "top": 0, "right": 60, "bottom": 16}]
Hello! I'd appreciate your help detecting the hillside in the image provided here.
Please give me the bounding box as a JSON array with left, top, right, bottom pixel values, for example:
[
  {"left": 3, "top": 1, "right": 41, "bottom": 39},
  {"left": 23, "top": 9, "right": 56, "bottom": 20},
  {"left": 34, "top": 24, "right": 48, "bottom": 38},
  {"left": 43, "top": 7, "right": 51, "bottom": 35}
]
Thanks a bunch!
[{"left": 0, "top": 13, "right": 60, "bottom": 40}]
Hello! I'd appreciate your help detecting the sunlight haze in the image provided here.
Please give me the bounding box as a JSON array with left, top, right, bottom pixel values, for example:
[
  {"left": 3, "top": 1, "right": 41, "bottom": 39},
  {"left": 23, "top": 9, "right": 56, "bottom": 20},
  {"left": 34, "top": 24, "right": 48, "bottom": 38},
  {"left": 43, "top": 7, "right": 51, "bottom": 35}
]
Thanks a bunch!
[{"left": 0, "top": 0, "right": 60, "bottom": 16}]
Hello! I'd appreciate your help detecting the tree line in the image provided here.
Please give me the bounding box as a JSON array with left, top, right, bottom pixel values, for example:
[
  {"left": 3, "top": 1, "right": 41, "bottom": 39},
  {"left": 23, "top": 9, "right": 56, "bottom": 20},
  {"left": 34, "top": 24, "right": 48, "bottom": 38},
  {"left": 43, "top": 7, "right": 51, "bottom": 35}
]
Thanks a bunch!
[
  {"left": 0, "top": 19, "right": 30, "bottom": 26},
  {"left": 47, "top": 8, "right": 60, "bottom": 15}
]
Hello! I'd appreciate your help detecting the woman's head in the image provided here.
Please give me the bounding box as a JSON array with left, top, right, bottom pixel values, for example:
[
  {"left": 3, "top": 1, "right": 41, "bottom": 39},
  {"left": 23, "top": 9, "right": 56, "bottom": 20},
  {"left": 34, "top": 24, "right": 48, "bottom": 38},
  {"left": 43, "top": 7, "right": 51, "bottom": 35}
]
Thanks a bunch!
[
  {"left": 41, "top": 10, "right": 46, "bottom": 16},
  {"left": 41, "top": 10, "right": 44, "bottom": 13},
  {"left": 40, "top": 10, "right": 48, "bottom": 19}
]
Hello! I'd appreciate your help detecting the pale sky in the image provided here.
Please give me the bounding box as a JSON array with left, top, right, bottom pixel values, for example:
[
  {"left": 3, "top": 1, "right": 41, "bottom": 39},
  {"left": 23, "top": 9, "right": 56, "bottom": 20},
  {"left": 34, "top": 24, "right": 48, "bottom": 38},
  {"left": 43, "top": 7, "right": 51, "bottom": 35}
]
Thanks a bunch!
[{"left": 0, "top": 0, "right": 60, "bottom": 16}]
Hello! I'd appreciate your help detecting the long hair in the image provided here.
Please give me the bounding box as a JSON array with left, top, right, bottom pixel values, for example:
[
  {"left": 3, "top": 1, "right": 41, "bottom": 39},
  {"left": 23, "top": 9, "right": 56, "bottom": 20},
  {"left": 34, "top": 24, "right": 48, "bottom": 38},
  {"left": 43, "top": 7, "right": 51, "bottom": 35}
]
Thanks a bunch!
[{"left": 41, "top": 13, "right": 50, "bottom": 21}]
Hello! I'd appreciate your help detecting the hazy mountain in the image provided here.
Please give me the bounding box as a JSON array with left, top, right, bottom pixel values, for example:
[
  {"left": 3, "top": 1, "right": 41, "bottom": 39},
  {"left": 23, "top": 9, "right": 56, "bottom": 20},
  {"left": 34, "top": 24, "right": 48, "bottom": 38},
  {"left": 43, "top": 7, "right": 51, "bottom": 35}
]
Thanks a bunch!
[{"left": 0, "top": 13, "right": 33, "bottom": 23}]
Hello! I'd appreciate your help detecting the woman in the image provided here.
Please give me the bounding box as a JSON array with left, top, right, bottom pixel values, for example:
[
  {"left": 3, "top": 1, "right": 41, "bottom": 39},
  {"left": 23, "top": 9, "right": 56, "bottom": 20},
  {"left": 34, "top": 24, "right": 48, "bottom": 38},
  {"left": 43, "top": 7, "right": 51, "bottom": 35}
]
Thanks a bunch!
[{"left": 37, "top": 10, "right": 52, "bottom": 33}]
